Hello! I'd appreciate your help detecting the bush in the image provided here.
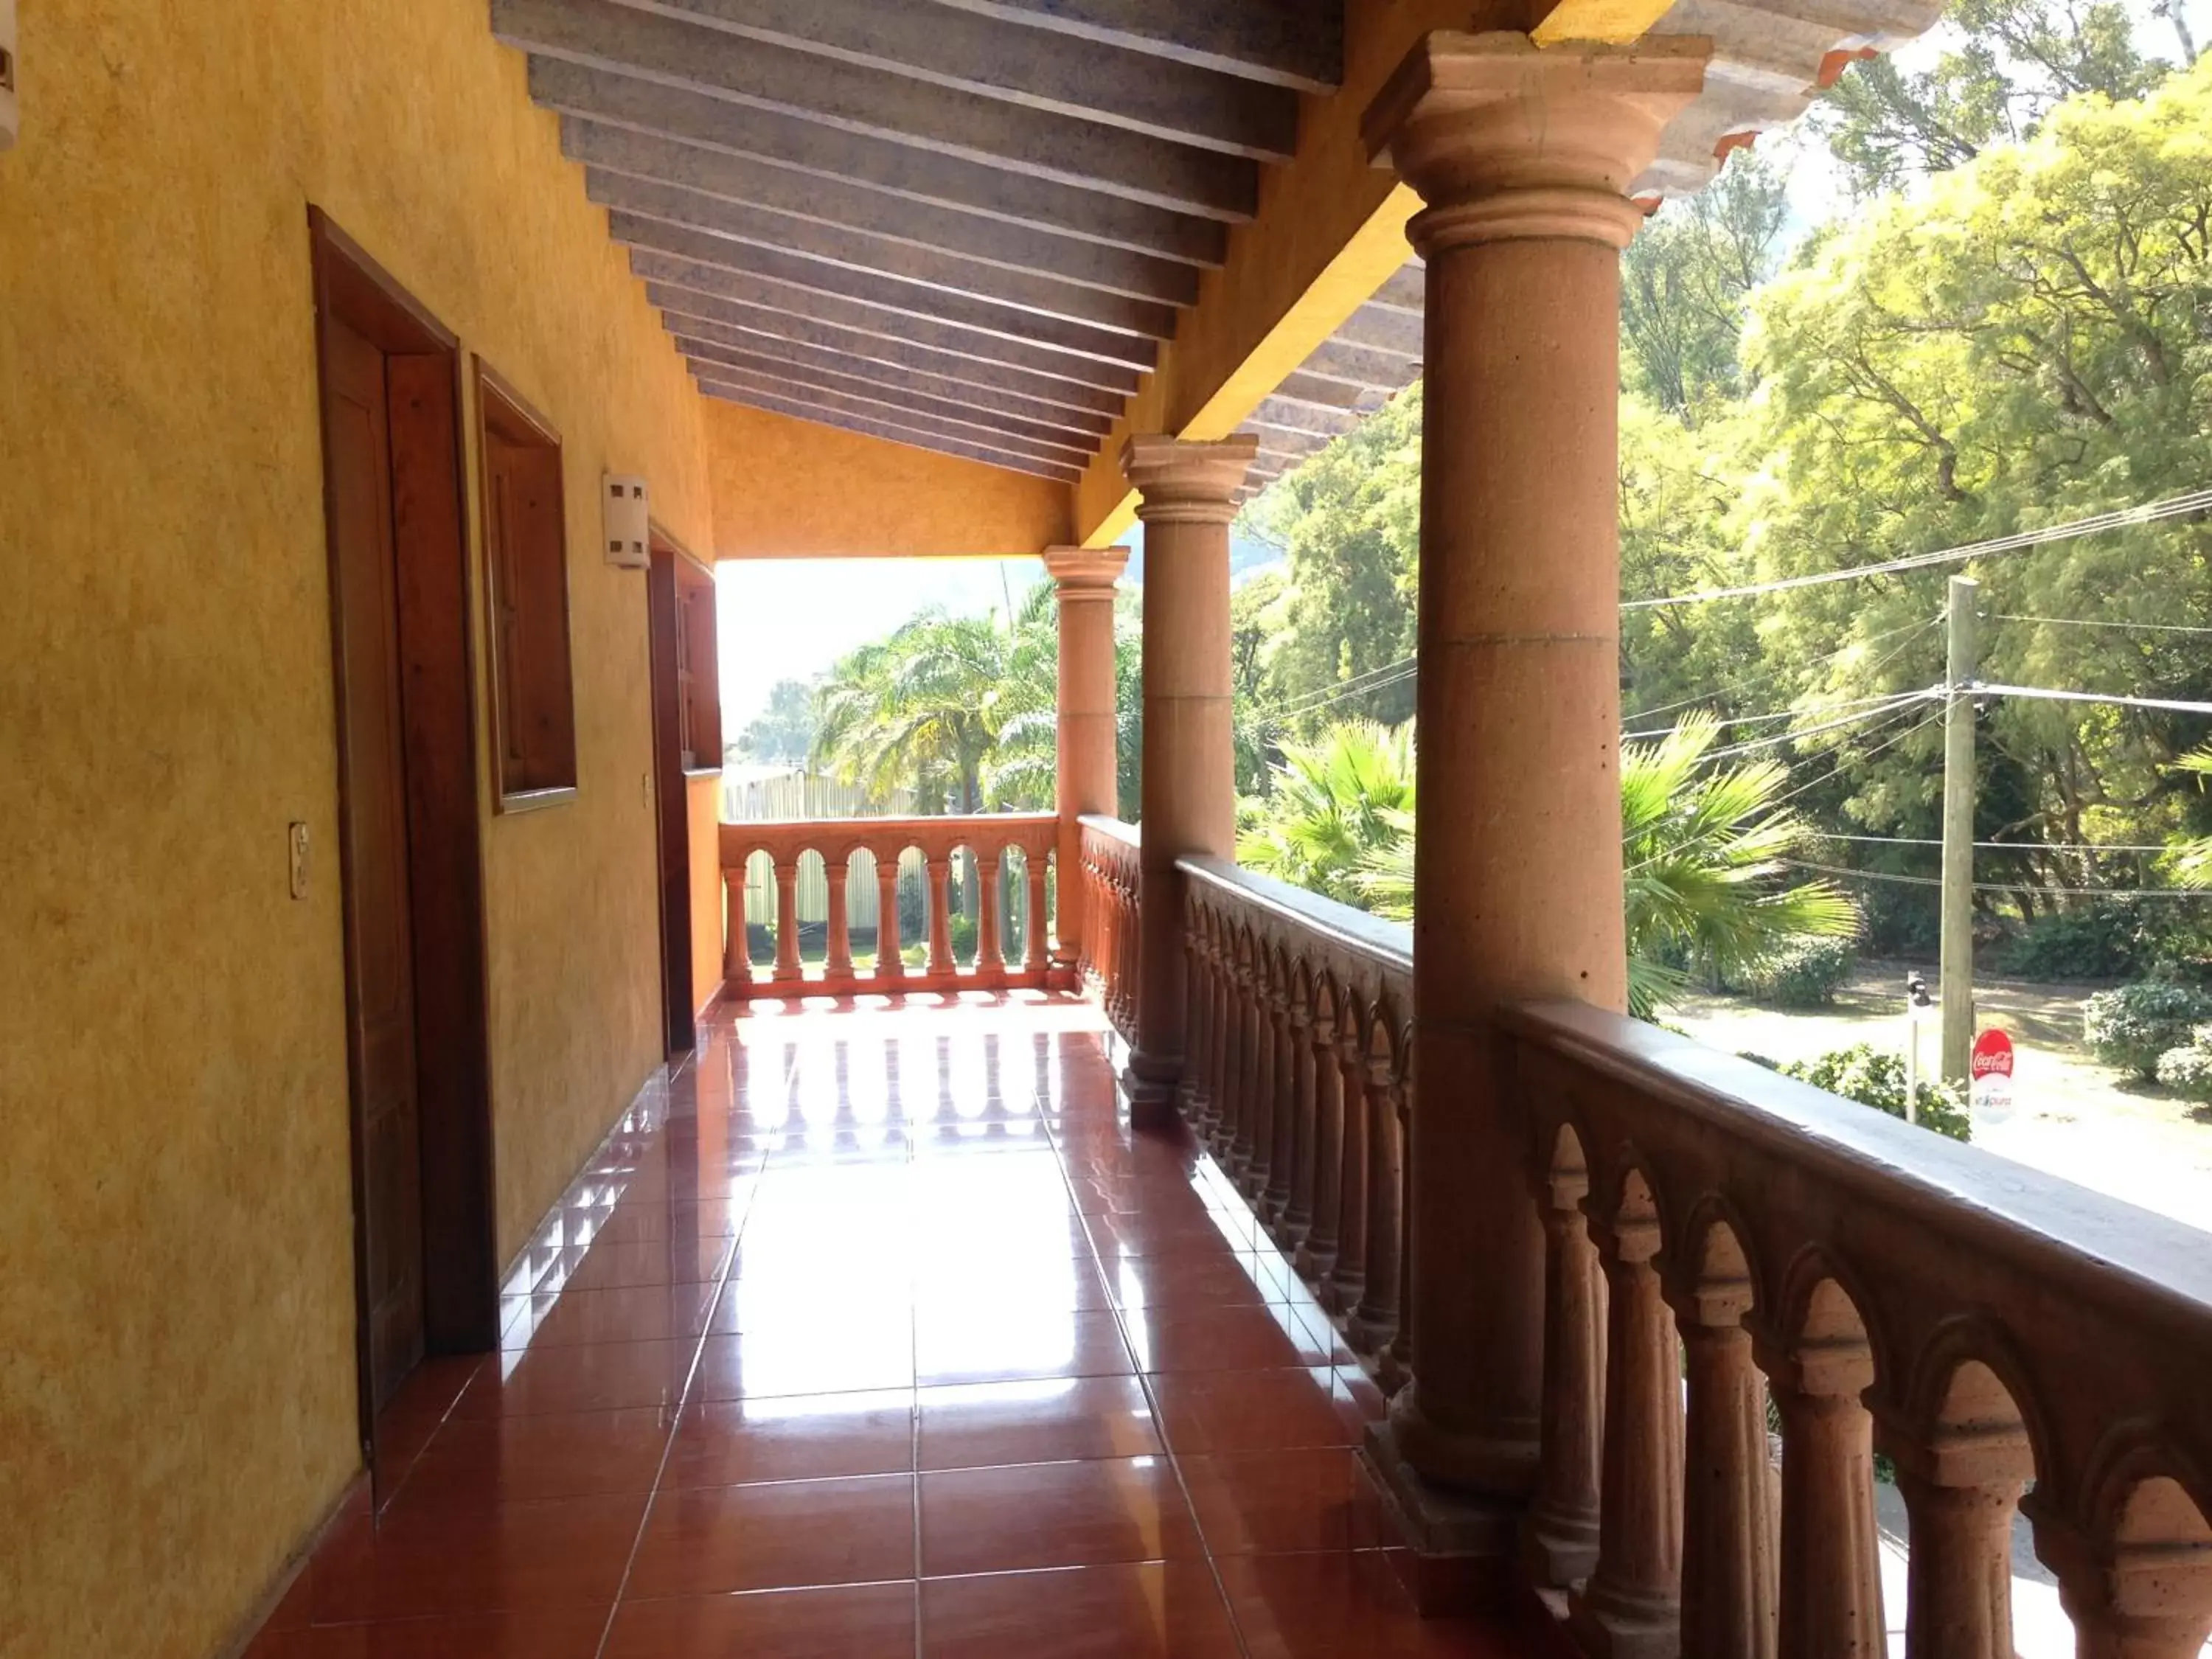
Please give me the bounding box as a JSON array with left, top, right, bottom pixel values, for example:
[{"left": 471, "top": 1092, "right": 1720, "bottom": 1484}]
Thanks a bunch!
[
  {"left": 2153, "top": 1023, "right": 2212, "bottom": 1102},
  {"left": 1739, "top": 938, "right": 1855, "bottom": 1009},
  {"left": 2083, "top": 982, "right": 2212, "bottom": 1078},
  {"left": 1781, "top": 1043, "right": 1972, "bottom": 1142},
  {"left": 1993, "top": 905, "right": 2144, "bottom": 980}
]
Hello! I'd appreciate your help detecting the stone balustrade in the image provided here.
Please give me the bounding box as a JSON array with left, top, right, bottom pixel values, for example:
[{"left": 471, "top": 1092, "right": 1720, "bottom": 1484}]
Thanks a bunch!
[
  {"left": 1144, "top": 852, "right": 2212, "bottom": 1658},
  {"left": 1077, "top": 814, "right": 1141, "bottom": 1044},
  {"left": 717, "top": 813, "right": 1057, "bottom": 997},
  {"left": 1174, "top": 854, "right": 1413, "bottom": 1388}
]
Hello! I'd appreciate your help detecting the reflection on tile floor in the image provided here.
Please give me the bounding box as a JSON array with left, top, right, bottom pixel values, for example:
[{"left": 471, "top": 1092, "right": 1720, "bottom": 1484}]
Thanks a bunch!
[{"left": 248, "top": 991, "right": 1527, "bottom": 1657}]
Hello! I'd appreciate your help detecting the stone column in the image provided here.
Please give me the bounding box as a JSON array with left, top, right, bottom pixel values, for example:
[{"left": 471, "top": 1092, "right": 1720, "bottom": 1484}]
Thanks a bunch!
[
  {"left": 1043, "top": 546, "right": 1130, "bottom": 974},
  {"left": 1358, "top": 30, "right": 1707, "bottom": 1595},
  {"left": 1119, "top": 436, "right": 1256, "bottom": 1127},
  {"left": 773, "top": 859, "right": 802, "bottom": 984},
  {"left": 873, "top": 854, "right": 903, "bottom": 981}
]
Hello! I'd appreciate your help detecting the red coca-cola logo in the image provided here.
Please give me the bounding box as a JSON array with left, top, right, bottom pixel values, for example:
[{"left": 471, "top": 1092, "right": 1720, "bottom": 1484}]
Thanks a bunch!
[{"left": 1970, "top": 1029, "right": 2014, "bottom": 1080}]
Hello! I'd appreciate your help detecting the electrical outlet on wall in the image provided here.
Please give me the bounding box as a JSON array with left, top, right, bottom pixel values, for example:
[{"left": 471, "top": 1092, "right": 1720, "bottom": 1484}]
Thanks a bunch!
[{"left": 288, "top": 822, "right": 311, "bottom": 899}]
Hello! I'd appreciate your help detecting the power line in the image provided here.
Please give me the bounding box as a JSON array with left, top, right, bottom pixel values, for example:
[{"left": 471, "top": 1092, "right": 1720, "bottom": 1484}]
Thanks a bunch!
[
  {"left": 1812, "top": 832, "right": 2175, "bottom": 853},
  {"left": 1979, "top": 682, "right": 2212, "bottom": 717},
  {"left": 1781, "top": 858, "right": 2212, "bottom": 900},
  {"left": 1694, "top": 694, "right": 1933, "bottom": 760},
  {"left": 1621, "top": 487, "right": 2212, "bottom": 612},
  {"left": 1994, "top": 612, "right": 2212, "bottom": 636},
  {"left": 1621, "top": 616, "right": 1938, "bottom": 726}
]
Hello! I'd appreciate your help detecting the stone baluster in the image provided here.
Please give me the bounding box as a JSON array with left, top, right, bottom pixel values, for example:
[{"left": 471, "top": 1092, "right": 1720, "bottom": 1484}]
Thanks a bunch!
[
  {"left": 976, "top": 849, "right": 1006, "bottom": 975},
  {"left": 723, "top": 866, "right": 746, "bottom": 987},
  {"left": 1175, "top": 919, "right": 1207, "bottom": 1124},
  {"left": 1023, "top": 849, "right": 1050, "bottom": 975},
  {"left": 1227, "top": 951, "right": 1260, "bottom": 1178},
  {"left": 1242, "top": 960, "right": 1278, "bottom": 1207},
  {"left": 1763, "top": 1290, "right": 1885, "bottom": 1659},
  {"left": 825, "top": 858, "right": 854, "bottom": 979},
  {"left": 1885, "top": 1365, "right": 2030, "bottom": 1659},
  {"left": 1569, "top": 1178, "right": 1684, "bottom": 1659},
  {"left": 2035, "top": 1481, "right": 2212, "bottom": 1659},
  {"left": 773, "top": 859, "right": 802, "bottom": 984},
  {"left": 1672, "top": 1241, "right": 1775, "bottom": 1659},
  {"left": 1348, "top": 1046, "right": 1403, "bottom": 1359},
  {"left": 1263, "top": 973, "right": 1303, "bottom": 1236},
  {"left": 1212, "top": 942, "right": 1246, "bottom": 1163},
  {"left": 1297, "top": 995, "right": 1346, "bottom": 1286},
  {"left": 874, "top": 852, "right": 903, "bottom": 981},
  {"left": 926, "top": 856, "right": 955, "bottom": 977},
  {"left": 1183, "top": 922, "right": 1218, "bottom": 1135},
  {"left": 1524, "top": 1137, "right": 1605, "bottom": 1590}
]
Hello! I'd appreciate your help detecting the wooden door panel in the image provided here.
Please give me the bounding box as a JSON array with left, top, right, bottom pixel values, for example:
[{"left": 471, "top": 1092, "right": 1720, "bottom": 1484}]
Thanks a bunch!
[{"left": 324, "top": 318, "right": 427, "bottom": 1412}]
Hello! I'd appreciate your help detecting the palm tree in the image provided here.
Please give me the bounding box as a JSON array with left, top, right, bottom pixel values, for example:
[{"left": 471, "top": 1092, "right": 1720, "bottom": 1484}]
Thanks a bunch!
[
  {"left": 1248, "top": 712, "right": 1856, "bottom": 1019},
  {"left": 812, "top": 609, "right": 1010, "bottom": 813},
  {"left": 1615, "top": 712, "right": 1857, "bottom": 1017},
  {"left": 1238, "top": 720, "right": 1414, "bottom": 905}
]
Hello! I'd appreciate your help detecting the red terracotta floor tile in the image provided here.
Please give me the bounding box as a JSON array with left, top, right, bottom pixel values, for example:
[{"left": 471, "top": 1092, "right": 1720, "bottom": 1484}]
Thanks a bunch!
[
  {"left": 452, "top": 1339, "right": 693, "bottom": 1419},
  {"left": 626, "top": 1474, "right": 918, "bottom": 1599},
  {"left": 662, "top": 1392, "right": 915, "bottom": 1488},
  {"left": 307, "top": 1492, "right": 645, "bottom": 1623},
  {"left": 1100, "top": 1249, "right": 1285, "bottom": 1312},
  {"left": 919, "top": 1456, "right": 1203, "bottom": 1576},
  {"left": 690, "top": 1321, "right": 915, "bottom": 1400},
  {"left": 917, "top": 1375, "right": 1161, "bottom": 1470},
  {"left": 551, "top": 1237, "right": 734, "bottom": 1292},
  {"left": 602, "top": 1581, "right": 918, "bottom": 1658},
  {"left": 1147, "top": 1366, "right": 1371, "bottom": 1455},
  {"left": 499, "top": 1284, "right": 717, "bottom": 1351},
  {"left": 920, "top": 1562, "right": 1242, "bottom": 1658},
  {"left": 1217, "top": 1551, "right": 1529, "bottom": 1657},
  {"left": 914, "top": 1304, "right": 1134, "bottom": 1386},
  {"left": 395, "top": 1408, "right": 673, "bottom": 1507},
  {"left": 243, "top": 1605, "right": 610, "bottom": 1658},
  {"left": 1122, "top": 1302, "right": 1338, "bottom": 1374},
  {"left": 1180, "top": 1448, "right": 1367, "bottom": 1555}
]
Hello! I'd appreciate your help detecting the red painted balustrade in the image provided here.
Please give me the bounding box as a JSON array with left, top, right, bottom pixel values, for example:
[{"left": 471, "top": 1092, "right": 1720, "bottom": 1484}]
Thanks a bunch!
[
  {"left": 719, "top": 814, "right": 1057, "bottom": 998},
  {"left": 1130, "top": 836, "right": 2212, "bottom": 1659},
  {"left": 1077, "top": 814, "right": 1141, "bottom": 1044}
]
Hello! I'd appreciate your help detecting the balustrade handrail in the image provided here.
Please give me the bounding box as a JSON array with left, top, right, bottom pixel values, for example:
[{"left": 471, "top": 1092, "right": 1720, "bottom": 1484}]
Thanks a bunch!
[
  {"left": 1503, "top": 999, "right": 2212, "bottom": 1334},
  {"left": 1176, "top": 855, "right": 1411, "bottom": 981},
  {"left": 722, "top": 810, "right": 1057, "bottom": 865},
  {"left": 1077, "top": 811, "right": 1140, "bottom": 848}
]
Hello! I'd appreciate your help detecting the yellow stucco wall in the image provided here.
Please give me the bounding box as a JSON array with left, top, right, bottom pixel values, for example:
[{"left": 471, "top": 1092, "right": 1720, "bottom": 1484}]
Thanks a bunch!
[
  {"left": 704, "top": 397, "right": 1074, "bottom": 557},
  {"left": 0, "top": 4, "right": 715, "bottom": 1655}
]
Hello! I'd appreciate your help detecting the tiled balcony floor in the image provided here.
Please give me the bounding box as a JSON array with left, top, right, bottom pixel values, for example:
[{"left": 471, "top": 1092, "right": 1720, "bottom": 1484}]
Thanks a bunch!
[{"left": 249, "top": 992, "right": 1530, "bottom": 1657}]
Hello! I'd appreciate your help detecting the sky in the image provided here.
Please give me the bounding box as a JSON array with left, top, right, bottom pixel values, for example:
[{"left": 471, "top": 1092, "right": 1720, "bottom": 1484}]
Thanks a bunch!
[{"left": 715, "top": 0, "right": 2207, "bottom": 740}]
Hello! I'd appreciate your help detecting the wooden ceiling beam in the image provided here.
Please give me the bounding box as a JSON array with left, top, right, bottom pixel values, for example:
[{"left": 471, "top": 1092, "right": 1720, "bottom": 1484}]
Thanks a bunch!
[
  {"left": 493, "top": 0, "right": 1256, "bottom": 219},
  {"left": 532, "top": 60, "right": 1225, "bottom": 267},
  {"left": 645, "top": 281, "right": 1127, "bottom": 415},
  {"left": 680, "top": 338, "right": 1105, "bottom": 453},
  {"left": 588, "top": 169, "right": 1179, "bottom": 336},
  {"left": 634, "top": 254, "right": 1142, "bottom": 394},
  {"left": 928, "top": 0, "right": 1344, "bottom": 94},
  {"left": 565, "top": 119, "right": 1197, "bottom": 304},
  {"left": 621, "top": 0, "right": 1298, "bottom": 160},
  {"left": 613, "top": 218, "right": 1160, "bottom": 370},
  {"left": 668, "top": 316, "right": 1115, "bottom": 436}
]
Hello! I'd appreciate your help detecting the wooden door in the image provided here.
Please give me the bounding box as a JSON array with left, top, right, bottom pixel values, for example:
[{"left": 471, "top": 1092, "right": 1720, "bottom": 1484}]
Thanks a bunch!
[
  {"left": 323, "top": 316, "right": 427, "bottom": 1412},
  {"left": 647, "top": 546, "right": 695, "bottom": 1057}
]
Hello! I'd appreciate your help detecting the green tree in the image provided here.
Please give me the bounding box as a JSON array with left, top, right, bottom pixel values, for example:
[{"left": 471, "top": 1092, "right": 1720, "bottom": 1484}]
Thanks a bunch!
[
  {"left": 1621, "top": 153, "right": 1790, "bottom": 411},
  {"left": 1815, "top": 0, "right": 2162, "bottom": 198},
  {"left": 1237, "top": 384, "right": 1421, "bottom": 737},
  {"left": 734, "top": 677, "right": 818, "bottom": 765},
  {"left": 812, "top": 609, "right": 1018, "bottom": 813},
  {"left": 1742, "top": 54, "right": 2212, "bottom": 870}
]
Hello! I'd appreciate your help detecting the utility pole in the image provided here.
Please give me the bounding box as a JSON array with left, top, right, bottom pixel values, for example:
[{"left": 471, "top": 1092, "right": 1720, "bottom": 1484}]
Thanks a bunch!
[{"left": 1939, "top": 575, "right": 1978, "bottom": 1082}]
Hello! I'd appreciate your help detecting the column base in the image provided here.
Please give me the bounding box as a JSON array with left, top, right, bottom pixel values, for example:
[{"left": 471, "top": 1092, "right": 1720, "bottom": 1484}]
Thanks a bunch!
[
  {"left": 1117, "top": 1051, "right": 1182, "bottom": 1131},
  {"left": 1565, "top": 1584, "right": 1682, "bottom": 1659},
  {"left": 1360, "top": 1421, "right": 1524, "bottom": 1616},
  {"left": 1520, "top": 1502, "right": 1601, "bottom": 1591}
]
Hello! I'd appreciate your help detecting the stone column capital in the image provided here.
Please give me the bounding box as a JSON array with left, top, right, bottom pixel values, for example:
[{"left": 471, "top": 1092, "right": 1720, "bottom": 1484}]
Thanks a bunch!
[
  {"left": 1120, "top": 434, "right": 1259, "bottom": 526},
  {"left": 1042, "top": 544, "right": 1130, "bottom": 596},
  {"left": 1363, "top": 31, "right": 1710, "bottom": 254}
]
